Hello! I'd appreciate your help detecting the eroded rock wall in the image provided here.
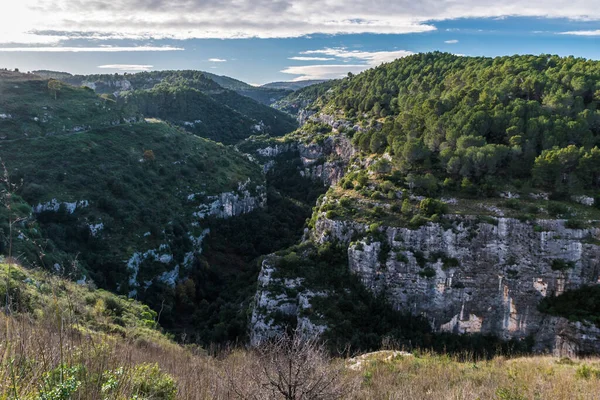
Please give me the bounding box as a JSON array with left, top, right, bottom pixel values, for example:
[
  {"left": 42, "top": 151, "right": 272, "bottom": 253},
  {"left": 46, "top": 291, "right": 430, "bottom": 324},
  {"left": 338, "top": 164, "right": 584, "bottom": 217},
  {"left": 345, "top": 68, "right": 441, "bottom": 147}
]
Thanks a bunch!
[{"left": 251, "top": 214, "right": 600, "bottom": 354}]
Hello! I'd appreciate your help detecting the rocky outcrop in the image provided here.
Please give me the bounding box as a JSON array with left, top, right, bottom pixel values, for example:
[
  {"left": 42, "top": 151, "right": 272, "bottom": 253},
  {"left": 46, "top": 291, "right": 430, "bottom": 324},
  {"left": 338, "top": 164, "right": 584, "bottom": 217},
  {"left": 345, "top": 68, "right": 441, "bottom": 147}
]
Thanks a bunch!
[
  {"left": 297, "top": 136, "right": 356, "bottom": 186},
  {"left": 251, "top": 214, "right": 600, "bottom": 354},
  {"left": 81, "top": 79, "right": 133, "bottom": 96},
  {"left": 250, "top": 256, "right": 326, "bottom": 346},
  {"left": 191, "top": 179, "right": 267, "bottom": 219},
  {"left": 128, "top": 179, "right": 267, "bottom": 297},
  {"left": 254, "top": 135, "right": 356, "bottom": 187},
  {"left": 333, "top": 216, "right": 600, "bottom": 354},
  {"left": 34, "top": 199, "right": 89, "bottom": 214}
]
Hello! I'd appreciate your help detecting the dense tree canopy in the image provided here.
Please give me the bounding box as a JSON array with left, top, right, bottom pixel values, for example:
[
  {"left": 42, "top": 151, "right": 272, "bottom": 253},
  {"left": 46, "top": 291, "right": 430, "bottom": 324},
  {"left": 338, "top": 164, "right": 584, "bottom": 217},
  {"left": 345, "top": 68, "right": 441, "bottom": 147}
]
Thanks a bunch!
[{"left": 319, "top": 53, "right": 600, "bottom": 195}]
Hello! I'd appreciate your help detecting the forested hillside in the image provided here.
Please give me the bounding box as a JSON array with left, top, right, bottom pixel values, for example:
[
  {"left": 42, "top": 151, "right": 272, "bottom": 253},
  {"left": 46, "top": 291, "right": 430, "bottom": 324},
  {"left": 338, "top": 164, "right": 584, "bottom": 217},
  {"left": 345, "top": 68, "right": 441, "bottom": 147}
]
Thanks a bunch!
[
  {"left": 35, "top": 69, "right": 298, "bottom": 144},
  {"left": 6, "top": 54, "right": 600, "bottom": 358},
  {"left": 245, "top": 53, "right": 600, "bottom": 356},
  {"left": 0, "top": 71, "right": 139, "bottom": 140},
  {"left": 273, "top": 79, "right": 339, "bottom": 116},
  {"left": 318, "top": 53, "right": 600, "bottom": 197},
  {"left": 0, "top": 70, "right": 323, "bottom": 347}
]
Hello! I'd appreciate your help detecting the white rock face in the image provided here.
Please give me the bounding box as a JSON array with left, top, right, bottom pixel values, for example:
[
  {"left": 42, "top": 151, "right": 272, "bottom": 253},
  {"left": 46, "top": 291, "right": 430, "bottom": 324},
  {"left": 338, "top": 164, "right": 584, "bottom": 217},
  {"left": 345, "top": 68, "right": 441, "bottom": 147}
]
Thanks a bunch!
[
  {"left": 126, "top": 179, "right": 264, "bottom": 297},
  {"left": 81, "top": 79, "right": 132, "bottom": 95},
  {"left": 572, "top": 195, "right": 595, "bottom": 206},
  {"left": 158, "top": 265, "right": 179, "bottom": 287},
  {"left": 297, "top": 136, "right": 356, "bottom": 186},
  {"left": 254, "top": 135, "right": 356, "bottom": 187},
  {"left": 34, "top": 199, "right": 89, "bottom": 214},
  {"left": 251, "top": 214, "right": 600, "bottom": 355},
  {"left": 256, "top": 143, "right": 296, "bottom": 158},
  {"left": 326, "top": 216, "right": 600, "bottom": 354},
  {"left": 253, "top": 121, "right": 266, "bottom": 132},
  {"left": 89, "top": 223, "right": 104, "bottom": 237},
  {"left": 250, "top": 256, "right": 326, "bottom": 346},
  {"left": 127, "top": 246, "right": 178, "bottom": 296},
  {"left": 193, "top": 179, "right": 267, "bottom": 219}
]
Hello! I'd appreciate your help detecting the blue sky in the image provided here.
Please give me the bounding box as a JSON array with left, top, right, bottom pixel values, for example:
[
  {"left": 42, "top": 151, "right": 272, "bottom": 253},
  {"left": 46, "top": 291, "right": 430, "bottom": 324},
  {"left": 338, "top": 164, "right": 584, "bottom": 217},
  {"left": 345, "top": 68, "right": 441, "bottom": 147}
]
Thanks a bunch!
[{"left": 0, "top": 1, "right": 598, "bottom": 85}]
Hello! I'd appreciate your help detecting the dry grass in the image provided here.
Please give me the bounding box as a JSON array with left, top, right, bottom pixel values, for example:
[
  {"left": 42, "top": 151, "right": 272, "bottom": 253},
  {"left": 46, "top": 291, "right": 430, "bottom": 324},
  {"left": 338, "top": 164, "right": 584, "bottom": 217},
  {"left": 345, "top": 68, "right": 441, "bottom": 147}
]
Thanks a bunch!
[
  {"left": 1, "top": 262, "right": 600, "bottom": 399},
  {"left": 351, "top": 351, "right": 600, "bottom": 400},
  {"left": 3, "top": 310, "right": 600, "bottom": 400}
]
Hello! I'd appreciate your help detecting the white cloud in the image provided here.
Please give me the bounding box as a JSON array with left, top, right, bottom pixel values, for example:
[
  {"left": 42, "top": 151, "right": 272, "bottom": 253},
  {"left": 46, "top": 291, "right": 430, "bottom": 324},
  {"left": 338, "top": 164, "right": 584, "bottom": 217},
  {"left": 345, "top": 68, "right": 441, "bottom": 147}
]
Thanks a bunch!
[
  {"left": 288, "top": 56, "right": 335, "bottom": 61},
  {"left": 559, "top": 30, "right": 600, "bottom": 36},
  {"left": 444, "top": 39, "right": 459, "bottom": 43},
  {"left": 98, "top": 64, "right": 154, "bottom": 71},
  {"left": 281, "top": 64, "right": 369, "bottom": 81},
  {"left": 282, "top": 48, "right": 414, "bottom": 80},
  {"left": 300, "top": 48, "right": 414, "bottom": 66},
  {"left": 1, "top": 1, "right": 599, "bottom": 44},
  {"left": 0, "top": 46, "right": 183, "bottom": 52},
  {"left": 208, "top": 58, "right": 227, "bottom": 62}
]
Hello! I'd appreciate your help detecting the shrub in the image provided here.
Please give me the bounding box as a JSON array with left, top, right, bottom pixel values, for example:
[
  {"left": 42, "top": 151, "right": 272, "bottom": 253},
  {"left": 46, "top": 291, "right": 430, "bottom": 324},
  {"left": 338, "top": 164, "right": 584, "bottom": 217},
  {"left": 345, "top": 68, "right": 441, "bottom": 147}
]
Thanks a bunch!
[
  {"left": 443, "top": 257, "right": 460, "bottom": 269},
  {"left": 565, "top": 219, "right": 586, "bottom": 229},
  {"left": 401, "top": 199, "right": 412, "bottom": 215},
  {"left": 576, "top": 364, "right": 600, "bottom": 379},
  {"left": 419, "top": 268, "right": 436, "bottom": 278},
  {"left": 526, "top": 205, "right": 540, "bottom": 214},
  {"left": 143, "top": 149, "right": 156, "bottom": 162},
  {"left": 504, "top": 199, "right": 521, "bottom": 210},
  {"left": 409, "top": 215, "right": 429, "bottom": 228},
  {"left": 369, "top": 223, "right": 381, "bottom": 234},
  {"left": 37, "top": 364, "right": 81, "bottom": 400},
  {"left": 547, "top": 202, "right": 569, "bottom": 217},
  {"left": 551, "top": 259, "right": 575, "bottom": 271},
  {"left": 339, "top": 197, "right": 351, "bottom": 208},
  {"left": 130, "top": 363, "right": 177, "bottom": 400},
  {"left": 419, "top": 198, "right": 447, "bottom": 217},
  {"left": 538, "top": 285, "right": 600, "bottom": 326},
  {"left": 371, "top": 206, "right": 384, "bottom": 217},
  {"left": 395, "top": 252, "right": 408, "bottom": 263},
  {"left": 342, "top": 180, "right": 354, "bottom": 189},
  {"left": 326, "top": 210, "right": 338, "bottom": 219}
]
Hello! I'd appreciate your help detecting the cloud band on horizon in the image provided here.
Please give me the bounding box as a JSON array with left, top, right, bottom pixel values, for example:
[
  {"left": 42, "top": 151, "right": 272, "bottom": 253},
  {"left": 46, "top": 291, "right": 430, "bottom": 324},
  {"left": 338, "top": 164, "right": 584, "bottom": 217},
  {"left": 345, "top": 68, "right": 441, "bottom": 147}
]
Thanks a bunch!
[{"left": 1, "top": 0, "right": 599, "bottom": 46}]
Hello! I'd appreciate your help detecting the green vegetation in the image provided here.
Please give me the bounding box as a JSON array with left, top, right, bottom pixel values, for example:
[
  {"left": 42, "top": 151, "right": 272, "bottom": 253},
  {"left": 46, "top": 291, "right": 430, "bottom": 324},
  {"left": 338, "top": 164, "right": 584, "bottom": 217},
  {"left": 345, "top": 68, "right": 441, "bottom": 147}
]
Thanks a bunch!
[
  {"left": 309, "top": 53, "right": 600, "bottom": 199},
  {"left": 173, "top": 155, "right": 326, "bottom": 345},
  {"left": 34, "top": 69, "right": 298, "bottom": 145},
  {"left": 210, "top": 89, "right": 297, "bottom": 137},
  {"left": 0, "top": 261, "right": 167, "bottom": 344},
  {"left": 551, "top": 259, "right": 576, "bottom": 271},
  {"left": 0, "top": 120, "right": 262, "bottom": 303},
  {"left": 121, "top": 80, "right": 296, "bottom": 145},
  {"left": 122, "top": 82, "right": 262, "bottom": 145},
  {"left": 0, "top": 71, "right": 139, "bottom": 140},
  {"left": 539, "top": 285, "right": 600, "bottom": 327},
  {"left": 274, "top": 79, "right": 339, "bottom": 115}
]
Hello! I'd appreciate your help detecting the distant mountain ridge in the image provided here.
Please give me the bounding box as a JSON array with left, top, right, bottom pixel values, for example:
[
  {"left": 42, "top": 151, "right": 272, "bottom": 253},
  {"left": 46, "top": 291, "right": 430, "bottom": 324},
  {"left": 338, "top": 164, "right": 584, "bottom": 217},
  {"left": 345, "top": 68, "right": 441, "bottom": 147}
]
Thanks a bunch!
[
  {"left": 34, "top": 69, "right": 294, "bottom": 106},
  {"left": 33, "top": 69, "right": 298, "bottom": 144},
  {"left": 261, "top": 80, "right": 329, "bottom": 91}
]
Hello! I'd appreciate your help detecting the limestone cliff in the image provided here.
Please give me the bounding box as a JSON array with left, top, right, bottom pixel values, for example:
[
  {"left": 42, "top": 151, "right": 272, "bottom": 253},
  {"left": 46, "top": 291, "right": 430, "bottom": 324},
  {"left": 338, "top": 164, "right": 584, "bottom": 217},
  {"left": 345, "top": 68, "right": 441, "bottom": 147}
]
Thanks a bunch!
[
  {"left": 250, "top": 212, "right": 600, "bottom": 354},
  {"left": 252, "top": 134, "right": 355, "bottom": 187}
]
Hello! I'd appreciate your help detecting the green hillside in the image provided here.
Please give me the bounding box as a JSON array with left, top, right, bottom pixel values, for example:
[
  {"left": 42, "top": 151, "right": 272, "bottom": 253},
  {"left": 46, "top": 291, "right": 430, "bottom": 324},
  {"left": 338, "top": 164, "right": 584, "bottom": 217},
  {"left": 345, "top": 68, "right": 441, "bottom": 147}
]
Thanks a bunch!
[
  {"left": 0, "top": 120, "right": 263, "bottom": 299},
  {"left": 242, "top": 53, "right": 600, "bottom": 354},
  {"left": 35, "top": 70, "right": 298, "bottom": 144},
  {"left": 121, "top": 83, "right": 264, "bottom": 145},
  {"left": 262, "top": 79, "right": 329, "bottom": 91},
  {"left": 273, "top": 79, "right": 339, "bottom": 115},
  {"left": 315, "top": 53, "right": 600, "bottom": 198},
  {"left": 0, "top": 70, "right": 139, "bottom": 140}
]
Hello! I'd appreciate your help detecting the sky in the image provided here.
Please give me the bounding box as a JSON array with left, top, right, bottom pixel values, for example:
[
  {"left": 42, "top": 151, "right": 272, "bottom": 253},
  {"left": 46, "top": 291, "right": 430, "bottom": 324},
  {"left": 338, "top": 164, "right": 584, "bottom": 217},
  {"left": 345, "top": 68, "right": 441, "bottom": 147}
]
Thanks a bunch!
[{"left": 0, "top": 1, "right": 598, "bottom": 85}]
